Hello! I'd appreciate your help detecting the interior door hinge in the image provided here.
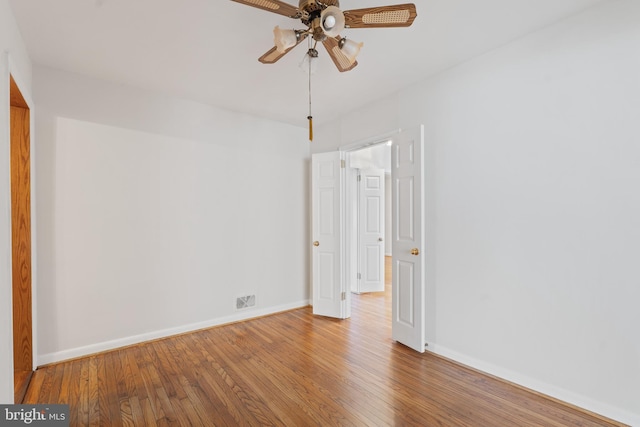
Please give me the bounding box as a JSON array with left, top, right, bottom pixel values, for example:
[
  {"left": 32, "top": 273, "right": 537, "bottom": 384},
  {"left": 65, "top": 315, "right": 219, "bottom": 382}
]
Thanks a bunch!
[
  {"left": 341, "top": 291, "right": 346, "bottom": 301},
  {"left": 357, "top": 272, "right": 361, "bottom": 280},
  {"left": 357, "top": 174, "right": 361, "bottom": 182},
  {"left": 341, "top": 159, "right": 346, "bottom": 168}
]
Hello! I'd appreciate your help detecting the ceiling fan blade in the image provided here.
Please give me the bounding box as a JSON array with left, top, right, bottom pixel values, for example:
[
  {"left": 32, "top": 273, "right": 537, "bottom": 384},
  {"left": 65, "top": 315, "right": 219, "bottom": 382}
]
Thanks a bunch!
[
  {"left": 343, "top": 3, "right": 417, "bottom": 28},
  {"left": 230, "top": 0, "right": 301, "bottom": 18},
  {"left": 258, "top": 34, "right": 307, "bottom": 64},
  {"left": 322, "top": 37, "right": 358, "bottom": 73}
]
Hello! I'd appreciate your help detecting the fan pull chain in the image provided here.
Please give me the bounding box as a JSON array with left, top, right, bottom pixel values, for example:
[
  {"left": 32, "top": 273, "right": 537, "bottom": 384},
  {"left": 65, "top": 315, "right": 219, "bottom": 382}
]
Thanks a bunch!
[{"left": 308, "top": 45, "right": 313, "bottom": 142}]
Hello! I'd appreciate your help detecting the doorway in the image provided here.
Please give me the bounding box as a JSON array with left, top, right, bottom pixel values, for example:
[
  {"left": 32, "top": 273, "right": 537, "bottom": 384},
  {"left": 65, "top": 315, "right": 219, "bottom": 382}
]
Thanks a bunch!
[
  {"left": 344, "top": 126, "right": 426, "bottom": 353},
  {"left": 311, "top": 126, "right": 426, "bottom": 352},
  {"left": 345, "top": 141, "right": 392, "bottom": 296},
  {"left": 10, "top": 74, "right": 33, "bottom": 403},
  {"left": 310, "top": 142, "right": 391, "bottom": 318}
]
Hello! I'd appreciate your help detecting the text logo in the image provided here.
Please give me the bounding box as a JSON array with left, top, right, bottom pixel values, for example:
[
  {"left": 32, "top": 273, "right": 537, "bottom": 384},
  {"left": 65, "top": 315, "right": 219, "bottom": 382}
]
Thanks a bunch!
[{"left": 0, "top": 405, "right": 69, "bottom": 426}]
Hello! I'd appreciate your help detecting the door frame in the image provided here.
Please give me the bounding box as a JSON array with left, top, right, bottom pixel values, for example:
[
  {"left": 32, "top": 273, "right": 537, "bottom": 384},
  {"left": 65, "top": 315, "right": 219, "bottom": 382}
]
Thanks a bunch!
[
  {"left": 342, "top": 131, "right": 397, "bottom": 297},
  {"left": 4, "top": 60, "right": 37, "bottom": 402},
  {"left": 339, "top": 128, "right": 427, "bottom": 351}
]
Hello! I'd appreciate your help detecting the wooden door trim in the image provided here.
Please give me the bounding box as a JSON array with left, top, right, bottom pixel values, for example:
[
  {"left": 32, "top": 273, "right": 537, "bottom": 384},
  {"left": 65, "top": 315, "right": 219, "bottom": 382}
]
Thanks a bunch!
[
  {"left": 10, "top": 74, "right": 33, "bottom": 403},
  {"left": 10, "top": 76, "right": 28, "bottom": 108}
]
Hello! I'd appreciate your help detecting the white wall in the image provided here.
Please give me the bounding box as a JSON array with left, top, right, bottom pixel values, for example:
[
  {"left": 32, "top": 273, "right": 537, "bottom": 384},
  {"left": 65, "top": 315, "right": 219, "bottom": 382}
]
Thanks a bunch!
[
  {"left": 314, "top": 1, "right": 640, "bottom": 424},
  {"left": 34, "top": 67, "right": 311, "bottom": 364},
  {"left": 0, "top": 0, "right": 32, "bottom": 404}
]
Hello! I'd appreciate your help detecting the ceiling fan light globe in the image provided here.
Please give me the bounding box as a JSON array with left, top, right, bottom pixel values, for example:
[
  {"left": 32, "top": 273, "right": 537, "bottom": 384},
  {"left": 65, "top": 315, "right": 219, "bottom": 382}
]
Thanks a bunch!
[
  {"left": 274, "top": 26, "right": 298, "bottom": 53},
  {"left": 321, "top": 6, "right": 345, "bottom": 38},
  {"left": 340, "top": 38, "right": 363, "bottom": 65},
  {"left": 324, "top": 15, "right": 336, "bottom": 30}
]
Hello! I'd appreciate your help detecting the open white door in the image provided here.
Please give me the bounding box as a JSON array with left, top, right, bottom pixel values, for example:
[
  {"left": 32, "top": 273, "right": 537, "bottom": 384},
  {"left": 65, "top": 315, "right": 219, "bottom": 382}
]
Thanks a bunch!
[
  {"left": 359, "top": 169, "right": 385, "bottom": 293},
  {"left": 391, "top": 126, "right": 425, "bottom": 352},
  {"left": 312, "top": 151, "right": 348, "bottom": 318}
]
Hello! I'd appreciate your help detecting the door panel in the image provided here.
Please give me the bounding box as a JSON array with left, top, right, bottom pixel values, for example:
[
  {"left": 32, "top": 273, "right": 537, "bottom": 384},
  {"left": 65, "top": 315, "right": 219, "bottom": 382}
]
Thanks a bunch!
[
  {"left": 359, "top": 169, "right": 385, "bottom": 292},
  {"left": 318, "top": 252, "right": 336, "bottom": 299},
  {"left": 397, "top": 177, "right": 414, "bottom": 240},
  {"left": 312, "top": 152, "right": 347, "bottom": 318},
  {"left": 396, "top": 260, "right": 415, "bottom": 325},
  {"left": 392, "top": 126, "right": 425, "bottom": 352}
]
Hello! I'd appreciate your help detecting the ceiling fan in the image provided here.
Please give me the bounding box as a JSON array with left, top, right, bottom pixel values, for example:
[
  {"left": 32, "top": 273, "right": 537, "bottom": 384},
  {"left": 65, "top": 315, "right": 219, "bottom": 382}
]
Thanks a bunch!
[
  {"left": 231, "top": 0, "right": 417, "bottom": 141},
  {"left": 231, "top": 0, "right": 417, "bottom": 72}
]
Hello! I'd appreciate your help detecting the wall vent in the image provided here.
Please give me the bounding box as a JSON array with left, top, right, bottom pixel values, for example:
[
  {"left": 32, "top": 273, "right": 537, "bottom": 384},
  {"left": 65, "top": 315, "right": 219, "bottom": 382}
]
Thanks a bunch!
[{"left": 236, "top": 295, "right": 256, "bottom": 310}]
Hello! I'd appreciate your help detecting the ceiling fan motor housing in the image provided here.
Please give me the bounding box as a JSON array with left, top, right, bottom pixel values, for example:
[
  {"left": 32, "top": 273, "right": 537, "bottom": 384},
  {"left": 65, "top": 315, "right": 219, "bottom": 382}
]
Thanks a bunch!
[
  {"left": 298, "top": 0, "right": 340, "bottom": 12},
  {"left": 299, "top": 0, "right": 343, "bottom": 41},
  {"left": 299, "top": 0, "right": 339, "bottom": 23}
]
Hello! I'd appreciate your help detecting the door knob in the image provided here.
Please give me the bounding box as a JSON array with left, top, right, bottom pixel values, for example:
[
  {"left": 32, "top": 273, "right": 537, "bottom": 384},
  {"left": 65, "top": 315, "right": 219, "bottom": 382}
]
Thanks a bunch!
[
  {"left": 410, "top": 248, "right": 420, "bottom": 256},
  {"left": 313, "top": 241, "right": 320, "bottom": 247},
  {"left": 378, "top": 237, "right": 383, "bottom": 242}
]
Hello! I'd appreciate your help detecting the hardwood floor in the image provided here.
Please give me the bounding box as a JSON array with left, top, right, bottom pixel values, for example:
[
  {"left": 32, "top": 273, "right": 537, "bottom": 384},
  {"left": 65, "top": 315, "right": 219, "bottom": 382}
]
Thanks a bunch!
[{"left": 24, "top": 258, "right": 626, "bottom": 426}]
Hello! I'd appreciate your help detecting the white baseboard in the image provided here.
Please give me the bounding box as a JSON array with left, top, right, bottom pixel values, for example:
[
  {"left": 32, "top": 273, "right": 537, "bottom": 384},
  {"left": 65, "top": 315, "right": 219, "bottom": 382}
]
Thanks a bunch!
[
  {"left": 38, "top": 300, "right": 310, "bottom": 366},
  {"left": 428, "top": 344, "right": 639, "bottom": 427}
]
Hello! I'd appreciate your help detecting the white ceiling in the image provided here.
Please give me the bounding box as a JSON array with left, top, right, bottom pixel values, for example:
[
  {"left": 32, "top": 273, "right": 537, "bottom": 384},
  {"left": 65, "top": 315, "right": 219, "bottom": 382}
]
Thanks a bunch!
[{"left": 9, "top": 0, "right": 608, "bottom": 127}]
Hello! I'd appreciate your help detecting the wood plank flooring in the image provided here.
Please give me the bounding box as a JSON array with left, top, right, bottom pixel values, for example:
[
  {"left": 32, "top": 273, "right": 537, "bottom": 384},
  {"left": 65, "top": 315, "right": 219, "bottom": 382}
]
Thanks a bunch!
[{"left": 23, "top": 258, "right": 626, "bottom": 426}]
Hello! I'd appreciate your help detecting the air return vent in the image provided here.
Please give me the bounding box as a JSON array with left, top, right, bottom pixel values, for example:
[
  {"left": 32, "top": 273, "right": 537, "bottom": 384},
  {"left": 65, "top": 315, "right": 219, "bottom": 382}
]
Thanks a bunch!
[{"left": 236, "top": 295, "right": 256, "bottom": 310}]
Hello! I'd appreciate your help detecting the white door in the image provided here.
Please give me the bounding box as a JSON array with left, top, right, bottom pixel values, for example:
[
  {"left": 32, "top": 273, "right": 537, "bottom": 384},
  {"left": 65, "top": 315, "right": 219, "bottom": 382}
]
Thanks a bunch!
[
  {"left": 312, "top": 151, "right": 349, "bottom": 318},
  {"left": 391, "top": 126, "right": 425, "bottom": 352},
  {"left": 359, "top": 169, "right": 385, "bottom": 293}
]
